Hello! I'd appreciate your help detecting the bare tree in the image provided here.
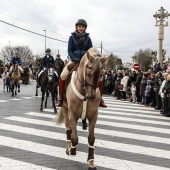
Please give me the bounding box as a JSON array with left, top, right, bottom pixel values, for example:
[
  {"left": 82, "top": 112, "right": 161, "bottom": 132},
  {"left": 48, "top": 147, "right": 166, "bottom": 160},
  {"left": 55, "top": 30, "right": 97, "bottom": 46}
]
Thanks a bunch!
[{"left": 1, "top": 45, "right": 34, "bottom": 66}]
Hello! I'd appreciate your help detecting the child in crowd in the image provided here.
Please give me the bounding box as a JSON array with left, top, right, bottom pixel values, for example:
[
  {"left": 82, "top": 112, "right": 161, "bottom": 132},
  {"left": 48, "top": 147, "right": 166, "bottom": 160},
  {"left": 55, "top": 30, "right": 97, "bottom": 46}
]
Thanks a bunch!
[
  {"left": 131, "top": 82, "right": 136, "bottom": 103},
  {"left": 145, "top": 80, "right": 152, "bottom": 106}
]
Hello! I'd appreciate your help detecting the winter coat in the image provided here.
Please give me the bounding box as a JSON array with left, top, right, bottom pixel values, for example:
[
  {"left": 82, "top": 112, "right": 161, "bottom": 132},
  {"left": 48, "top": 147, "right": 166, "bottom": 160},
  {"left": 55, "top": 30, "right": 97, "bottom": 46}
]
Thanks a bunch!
[
  {"left": 140, "top": 78, "right": 147, "bottom": 96},
  {"left": 10, "top": 57, "right": 22, "bottom": 66},
  {"left": 163, "top": 81, "right": 170, "bottom": 97},
  {"left": 120, "top": 76, "right": 129, "bottom": 91},
  {"left": 145, "top": 80, "right": 152, "bottom": 97},
  {"left": 135, "top": 74, "right": 142, "bottom": 86},
  {"left": 68, "top": 32, "right": 93, "bottom": 61},
  {"left": 131, "top": 85, "right": 136, "bottom": 93},
  {"left": 154, "top": 76, "right": 164, "bottom": 93},
  {"left": 42, "top": 55, "right": 54, "bottom": 68},
  {"left": 159, "top": 80, "right": 167, "bottom": 98}
]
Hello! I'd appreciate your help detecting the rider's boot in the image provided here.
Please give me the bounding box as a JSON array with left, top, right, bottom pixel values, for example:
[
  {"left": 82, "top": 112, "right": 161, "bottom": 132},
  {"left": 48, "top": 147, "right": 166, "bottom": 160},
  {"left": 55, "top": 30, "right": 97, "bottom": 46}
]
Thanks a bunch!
[
  {"left": 99, "top": 81, "right": 107, "bottom": 108},
  {"left": 56, "top": 78, "right": 65, "bottom": 107},
  {"left": 36, "top": 76, "right": 41, "bottom": 88}
]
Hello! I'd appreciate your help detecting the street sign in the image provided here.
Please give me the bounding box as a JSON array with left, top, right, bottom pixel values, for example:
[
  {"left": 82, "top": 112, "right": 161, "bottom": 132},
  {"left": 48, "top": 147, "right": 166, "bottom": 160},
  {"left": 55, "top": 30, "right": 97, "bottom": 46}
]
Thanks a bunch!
[{"left": 133, "top": 63, "right": 140, "bottom": 70}]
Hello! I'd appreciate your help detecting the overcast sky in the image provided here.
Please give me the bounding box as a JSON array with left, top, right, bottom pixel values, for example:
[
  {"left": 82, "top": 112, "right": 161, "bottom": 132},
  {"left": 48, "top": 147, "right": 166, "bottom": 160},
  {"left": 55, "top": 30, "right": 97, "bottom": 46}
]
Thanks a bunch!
[{"left": 0, "top": 0, "right": 170, "bottom": 62}]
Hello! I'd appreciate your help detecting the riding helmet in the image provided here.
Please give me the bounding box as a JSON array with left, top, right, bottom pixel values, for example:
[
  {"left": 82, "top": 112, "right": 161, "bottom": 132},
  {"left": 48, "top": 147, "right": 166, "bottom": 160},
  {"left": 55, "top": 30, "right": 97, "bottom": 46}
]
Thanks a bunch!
[
  {"left": 75, "top": 19, "right": 87, "bottom": 27},
  {"left": 46, "top": 48, "right": 51, "bottom": 52}
]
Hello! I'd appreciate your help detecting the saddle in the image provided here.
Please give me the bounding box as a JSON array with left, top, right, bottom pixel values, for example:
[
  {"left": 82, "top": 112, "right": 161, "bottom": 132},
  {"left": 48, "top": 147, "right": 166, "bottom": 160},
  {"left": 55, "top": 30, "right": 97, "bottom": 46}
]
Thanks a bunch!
[{"left": 63, "top": 62, "right": 78, "bottom": 100}]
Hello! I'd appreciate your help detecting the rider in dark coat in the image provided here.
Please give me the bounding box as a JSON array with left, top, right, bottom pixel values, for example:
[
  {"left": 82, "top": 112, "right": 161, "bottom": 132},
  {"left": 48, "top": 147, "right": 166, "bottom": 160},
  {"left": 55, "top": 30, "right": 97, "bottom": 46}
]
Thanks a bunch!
[
  {"left": 36, "top": 48, "right": 55, "bottom": 87},
  {"left": 54, "top": 54, "right": 64, "bottom": 77}
]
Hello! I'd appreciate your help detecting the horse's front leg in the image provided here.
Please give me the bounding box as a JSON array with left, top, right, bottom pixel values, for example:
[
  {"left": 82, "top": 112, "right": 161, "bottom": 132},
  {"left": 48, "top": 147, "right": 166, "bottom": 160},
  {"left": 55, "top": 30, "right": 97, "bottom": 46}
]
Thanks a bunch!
[
  {"left": 11, "top": 84, "right": 14, "bottom": 97},
  {"left": 40, "top": 91, "right": 45, "bottom": 111},
  {"left": 51, "top": 92, "right": 57, "bottom": 114},
  {"left": 67, "top": 113, "right": 78, "bottom": 156},
  {"left": 44, "top": 91, "right": 48, "bottom": 108},
  {"left": 87, "top": 112, "right": 98, "bottom": 170},
  {"left": 18, "top": 84, "right": 20, "bottom": 93}
]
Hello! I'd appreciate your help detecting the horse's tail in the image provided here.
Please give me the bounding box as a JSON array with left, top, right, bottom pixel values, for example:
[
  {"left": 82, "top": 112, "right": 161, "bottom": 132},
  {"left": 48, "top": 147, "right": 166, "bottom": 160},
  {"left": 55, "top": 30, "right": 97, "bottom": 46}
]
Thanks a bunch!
[{"left": 53, "top": 107, "right": 64, "bottom": 125}]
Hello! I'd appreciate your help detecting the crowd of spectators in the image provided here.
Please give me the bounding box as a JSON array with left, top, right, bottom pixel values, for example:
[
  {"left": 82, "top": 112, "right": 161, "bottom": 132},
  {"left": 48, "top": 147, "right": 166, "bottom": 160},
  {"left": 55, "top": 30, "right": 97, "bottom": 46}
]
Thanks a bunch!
[{"left": 103, "top": 63, "right": 170, "bottom": 117}]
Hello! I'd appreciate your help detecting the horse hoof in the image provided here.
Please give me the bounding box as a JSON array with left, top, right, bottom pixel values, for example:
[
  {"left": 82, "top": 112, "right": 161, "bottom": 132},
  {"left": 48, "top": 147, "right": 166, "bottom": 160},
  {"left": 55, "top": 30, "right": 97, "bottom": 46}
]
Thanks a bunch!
[
  {"left": 53, "top": 110, "right": 57, "bottom": 114},
  {"left": 88, "top": 167, "right": 97, "bottom": 170},
  {"left": 35, "top": 93, "right": 38, "bottom": 96},
  {"left": 44, "top": 105, "right": 47, "bottom": 108},
  {"left": 18, "top": 90, "right": 20, "bottom": 93},
  {"left": 40, "top": 108, "right": 43, "bottom": 112},
  {"left": 66, "top": 148, "right": 70, "bottom": 155}
]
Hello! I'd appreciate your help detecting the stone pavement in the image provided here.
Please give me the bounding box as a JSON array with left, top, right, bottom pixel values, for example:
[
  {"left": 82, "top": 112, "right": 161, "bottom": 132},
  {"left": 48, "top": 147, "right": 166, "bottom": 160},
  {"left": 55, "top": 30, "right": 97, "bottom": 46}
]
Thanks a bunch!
[{"left": 0, "top": 78, "right": 170, "bottom": 170}]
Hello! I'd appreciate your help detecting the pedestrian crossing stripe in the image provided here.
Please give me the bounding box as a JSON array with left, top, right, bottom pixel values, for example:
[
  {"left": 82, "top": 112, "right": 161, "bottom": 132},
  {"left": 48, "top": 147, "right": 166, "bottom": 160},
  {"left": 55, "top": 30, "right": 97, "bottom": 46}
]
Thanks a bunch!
[
  {"left": 0, "top": 121, "right": 170, "bottom": 160},
  {"left": 0, "top": 100, "right": 8, "bottom": 103},
  {"left": 1, "top": 96, "right": 170, "bottom": 170},
  {"left": 0, "top": 157, "right": 55, "bottom": 170},
  {"left": 10, "top": 98, "right": 21, "bottom": 101},
  {"left": 0, "top": 133, "right": 170, "bottom": 170}
]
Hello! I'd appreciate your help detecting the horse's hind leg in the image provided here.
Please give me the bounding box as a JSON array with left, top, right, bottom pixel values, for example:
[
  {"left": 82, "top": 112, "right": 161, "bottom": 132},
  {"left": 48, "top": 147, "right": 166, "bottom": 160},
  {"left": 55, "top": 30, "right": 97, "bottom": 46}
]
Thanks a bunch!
[
  {"left": 44, "top": 91, "right": 48, "bottom": 108},
  {"left": 87, "top": 112, "right": 98, "bottom": 170},
  {"left": 18, "top": 84, "right": 20, "bottom": 93},
  {"left": 35, "top": 86, "right": 38, "bottom": 96}
]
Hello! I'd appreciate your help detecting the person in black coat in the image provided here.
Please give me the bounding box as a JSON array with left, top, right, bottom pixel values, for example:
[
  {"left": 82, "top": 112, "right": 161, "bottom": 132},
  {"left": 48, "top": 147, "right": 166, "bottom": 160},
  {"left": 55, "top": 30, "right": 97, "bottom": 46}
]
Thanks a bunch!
[
  {"left": 162, "top": 74, "right": 170, "bottom": 117},
  {"left": 135, "top": 70, "right": 142, "bottom": 103},
  {"left": 36, "top": 48, "right": 55, "bottom": 87}
]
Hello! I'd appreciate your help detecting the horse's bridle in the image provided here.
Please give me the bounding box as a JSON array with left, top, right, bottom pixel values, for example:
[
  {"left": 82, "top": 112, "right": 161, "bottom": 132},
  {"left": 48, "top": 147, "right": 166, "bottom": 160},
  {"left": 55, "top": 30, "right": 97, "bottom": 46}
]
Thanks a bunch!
[{"left": 77, "top": 62, "right": 103, "bottom": 90}]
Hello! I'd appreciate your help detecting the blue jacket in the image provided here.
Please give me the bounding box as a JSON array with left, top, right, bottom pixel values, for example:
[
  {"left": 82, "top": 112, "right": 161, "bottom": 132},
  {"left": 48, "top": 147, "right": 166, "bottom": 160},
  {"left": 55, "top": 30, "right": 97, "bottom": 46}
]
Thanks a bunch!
[
  {"left": 10, "top": 57, "right": 22, "bottom": 66},
  {"left": 68, "top": 32, "right": 93, "bottom": 61},
  {"left": 42, "top": 55, "right": 54, "bottom": 68}
]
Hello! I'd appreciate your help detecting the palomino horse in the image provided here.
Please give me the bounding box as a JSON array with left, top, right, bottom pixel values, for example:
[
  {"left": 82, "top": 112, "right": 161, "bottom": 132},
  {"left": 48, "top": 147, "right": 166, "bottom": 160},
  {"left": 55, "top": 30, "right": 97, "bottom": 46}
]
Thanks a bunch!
[
  {"left": 11, "top": 62, "right": 21, "bottom": 96},
  {"left": 54, "top": 47, "right": 109, "bottom": 170},
  {"left": 39, "top": 64, "right": 58, "bottom": 113}
]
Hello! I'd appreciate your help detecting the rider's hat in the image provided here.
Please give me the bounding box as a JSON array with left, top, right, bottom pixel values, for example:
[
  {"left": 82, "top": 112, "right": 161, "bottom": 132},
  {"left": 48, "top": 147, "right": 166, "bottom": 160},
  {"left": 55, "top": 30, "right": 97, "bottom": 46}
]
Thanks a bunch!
[
  {"left": 46, "top": 48, "right": 51, "bottom": 52},
  {"left": 75, "top": 19, "right": 87, "bottom": 27}
]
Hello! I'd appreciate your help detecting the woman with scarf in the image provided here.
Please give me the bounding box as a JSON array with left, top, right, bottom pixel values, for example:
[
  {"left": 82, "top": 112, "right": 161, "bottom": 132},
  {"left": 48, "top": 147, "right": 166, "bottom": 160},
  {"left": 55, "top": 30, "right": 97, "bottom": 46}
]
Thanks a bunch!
[{"left": 56, "top": 19, "right": 107, "bottom": 129}]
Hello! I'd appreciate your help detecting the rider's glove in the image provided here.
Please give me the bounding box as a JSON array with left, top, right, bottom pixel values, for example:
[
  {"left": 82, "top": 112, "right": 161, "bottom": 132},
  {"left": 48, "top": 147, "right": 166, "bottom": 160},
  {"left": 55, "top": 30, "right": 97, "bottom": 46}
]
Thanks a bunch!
[
  {"left": 73, "top": 58, "right": 81, "bottom": 63},
  {"left": 43, "top": 67, "right": 46, "bottom": 70}
]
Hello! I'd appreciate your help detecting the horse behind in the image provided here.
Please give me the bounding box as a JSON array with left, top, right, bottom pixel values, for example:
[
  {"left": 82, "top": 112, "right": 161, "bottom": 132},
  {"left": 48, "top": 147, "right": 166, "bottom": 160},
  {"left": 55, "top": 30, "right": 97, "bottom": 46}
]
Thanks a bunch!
[
  {"left": 54, "top": 47, "right": 109, "bottom": 170},
  {"left": 22, "top": 67, "right": 30, "bottom": 85},
  {"left": 11, "top": 62, "right": 21, "bottom": 97},
  {"left": 39, "top": 64, "right": 58, "bottom": 113}
]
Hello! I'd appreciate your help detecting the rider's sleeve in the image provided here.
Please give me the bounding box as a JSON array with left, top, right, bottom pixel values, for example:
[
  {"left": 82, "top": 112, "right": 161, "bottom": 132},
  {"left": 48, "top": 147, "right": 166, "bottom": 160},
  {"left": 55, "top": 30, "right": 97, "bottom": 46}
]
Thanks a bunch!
[
  {"left": 19, "top": 58, "right": 22, "bottom": 65},
  {"left": 87, "top": 37, "right": 93, "bottom": 49},
  {"left": 68, "top": 36, "right": 75, "bottom": 60},
  {"left": 10, "top": 58, "right": 14, "bottom": 65},
  {"left": 42, "top": 57, "right": 46, "bottom": 68}
]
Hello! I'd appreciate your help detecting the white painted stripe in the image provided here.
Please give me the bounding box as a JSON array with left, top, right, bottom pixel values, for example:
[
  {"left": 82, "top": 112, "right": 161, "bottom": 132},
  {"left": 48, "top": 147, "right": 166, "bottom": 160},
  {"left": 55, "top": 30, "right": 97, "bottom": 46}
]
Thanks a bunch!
[
  {"left": 22, "top": 97, "right": 34, "bottom": 99},
  {"left": 10, "top": 99, "right": 21, "bottom": 101},
  {"left": 0, "top": 135, "right": 169, "bottom": 170},
  {"left": 1, "top": 123, "right": 170, "bottom": 160},
  {"left": 5, "top": 115, "right": 170, "bottom": 145},
  {"left": 0, "top": 156, "right": 55, "bottom": 170},
  {"left": 28, "top": 110, "right": 170, "bottom": 126},
  {"left": 0, "top": 100, "right": 8, "bottom": 102},
  {"left": 0, "top": 135, "right": 127, "bottom": 170},
  {"left": 100, "top": 106, "right": 158, "bottom": 114},
  {"left": 105, "top": 102, "right": 157, "bottom": 110}
]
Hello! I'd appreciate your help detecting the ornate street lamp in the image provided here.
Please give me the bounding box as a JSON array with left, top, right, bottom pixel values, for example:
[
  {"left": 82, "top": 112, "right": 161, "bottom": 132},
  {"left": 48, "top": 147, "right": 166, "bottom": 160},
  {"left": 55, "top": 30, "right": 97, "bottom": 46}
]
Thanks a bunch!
[{"left": 153, "top": 7, "right": 170, "bottom": 67}]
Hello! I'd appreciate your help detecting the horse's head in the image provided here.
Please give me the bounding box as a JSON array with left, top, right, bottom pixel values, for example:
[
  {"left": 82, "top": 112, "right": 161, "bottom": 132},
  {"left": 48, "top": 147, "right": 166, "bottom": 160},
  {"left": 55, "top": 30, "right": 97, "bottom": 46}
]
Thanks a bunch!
[
  {"left": 13, "top": 61, "right": 19, "bottom": 71},
  {"left": 81, "top": 49, "right": 109, "bottom": 100},
  {"left": 47, "top": 63, "right": 54, "bottom": 82}
]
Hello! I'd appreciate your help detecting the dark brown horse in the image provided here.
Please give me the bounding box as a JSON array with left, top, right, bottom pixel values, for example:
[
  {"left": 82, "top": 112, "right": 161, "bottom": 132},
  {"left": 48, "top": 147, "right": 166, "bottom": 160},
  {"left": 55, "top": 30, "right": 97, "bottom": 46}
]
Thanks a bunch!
[{"left": 39, "top": 64, "right": 58, "bottom": 113}]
